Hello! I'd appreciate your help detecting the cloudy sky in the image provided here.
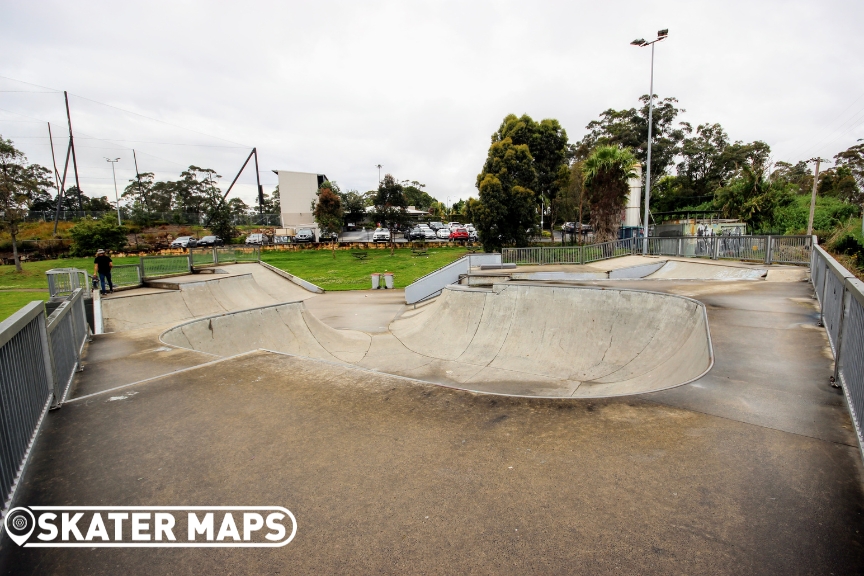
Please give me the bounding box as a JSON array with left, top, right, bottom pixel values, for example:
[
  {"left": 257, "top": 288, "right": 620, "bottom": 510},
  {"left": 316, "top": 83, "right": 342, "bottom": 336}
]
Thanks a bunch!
[{"left": 2, "top": 0, "right": 863, "bottom": 208}]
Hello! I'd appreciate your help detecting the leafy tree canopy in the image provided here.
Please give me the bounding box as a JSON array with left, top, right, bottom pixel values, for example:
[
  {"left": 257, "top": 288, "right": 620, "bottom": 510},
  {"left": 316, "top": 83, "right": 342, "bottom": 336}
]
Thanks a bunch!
[
  {"left": 474, "top": 137, "right": 537, "bottom": 251},
  {"left": 69, "top": 214, "right": 128, "bottom": 256}
]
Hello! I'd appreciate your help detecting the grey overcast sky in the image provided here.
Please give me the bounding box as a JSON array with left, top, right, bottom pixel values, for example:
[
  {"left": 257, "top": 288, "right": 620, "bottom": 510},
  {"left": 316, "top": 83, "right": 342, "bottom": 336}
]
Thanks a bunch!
[{"left": 1, "top": 0, "right": 863, "bottom": 207}]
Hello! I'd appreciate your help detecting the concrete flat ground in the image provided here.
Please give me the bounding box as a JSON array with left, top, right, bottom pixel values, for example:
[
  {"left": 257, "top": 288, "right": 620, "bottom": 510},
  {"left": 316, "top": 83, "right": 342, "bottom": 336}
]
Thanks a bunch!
[{"left": 2, "top": 265, "right": 863, "bottom": 574}]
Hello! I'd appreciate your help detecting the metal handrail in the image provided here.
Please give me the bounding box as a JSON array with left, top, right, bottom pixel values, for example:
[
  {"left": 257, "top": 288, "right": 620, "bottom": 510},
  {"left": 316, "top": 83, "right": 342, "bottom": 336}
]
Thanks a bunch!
[
  {"left": 812, "top": 245, "right": 864, "bottom": 464},
  {"left": 0, "top": 301, "right": 54, "bottom": 521}
]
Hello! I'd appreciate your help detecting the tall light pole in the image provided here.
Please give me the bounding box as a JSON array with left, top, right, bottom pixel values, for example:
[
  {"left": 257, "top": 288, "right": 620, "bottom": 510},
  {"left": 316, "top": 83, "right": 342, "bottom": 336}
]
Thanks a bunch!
[
  {"left": 376, "top": 164, "right": 383, "bottom": 186},
  {"left": 105, "top": 157, "right": 122, "bottom": 225},
  {"left": 631, "top": 29, "right": 668, "bottom": 254}
]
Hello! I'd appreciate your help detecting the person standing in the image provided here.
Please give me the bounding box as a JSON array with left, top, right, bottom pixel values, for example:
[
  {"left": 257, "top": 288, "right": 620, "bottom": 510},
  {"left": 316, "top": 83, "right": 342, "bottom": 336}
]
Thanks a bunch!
[{"left": 93, "top": 249, "right": 114, "bottom": 295}]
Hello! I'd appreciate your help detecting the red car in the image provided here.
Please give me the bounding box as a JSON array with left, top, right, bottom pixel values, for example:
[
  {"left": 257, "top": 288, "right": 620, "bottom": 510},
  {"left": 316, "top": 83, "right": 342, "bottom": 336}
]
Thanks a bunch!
[{"left": 449, "top": 227, "right": 469, "bottom": 241}]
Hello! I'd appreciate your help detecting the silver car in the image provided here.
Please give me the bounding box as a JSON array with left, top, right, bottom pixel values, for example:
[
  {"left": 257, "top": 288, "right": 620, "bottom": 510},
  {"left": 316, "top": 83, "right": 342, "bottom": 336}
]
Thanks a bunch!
[{"left": 436, "top": 228, "right": 451, "bottom": 240}]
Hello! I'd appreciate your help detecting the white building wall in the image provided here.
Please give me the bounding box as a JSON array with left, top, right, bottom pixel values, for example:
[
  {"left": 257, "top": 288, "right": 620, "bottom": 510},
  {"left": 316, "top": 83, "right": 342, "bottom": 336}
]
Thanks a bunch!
[
  {"left": 275, "top": 170, "right": 323, "bottom": 233},
  {"left": 624, "top": 163, "right": 642, "bottom": 228}
]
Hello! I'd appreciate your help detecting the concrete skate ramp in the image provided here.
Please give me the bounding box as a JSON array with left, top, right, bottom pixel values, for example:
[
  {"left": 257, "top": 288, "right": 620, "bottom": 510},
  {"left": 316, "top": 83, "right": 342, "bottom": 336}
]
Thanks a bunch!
[
  {"left": 644, "top": 260, "right": 767, "bottom": 280},
  {"left": 101, "top": 273, "right": 283, "bottom": 332},
  {"left": 161, "top": 302, "right": 372, "bottom": 364},
  {"left": 161, "top": 283, "right": 712, "bottom": 398},
  {"left": 509, "top": 260, "right": 766, "bottom": 282}
]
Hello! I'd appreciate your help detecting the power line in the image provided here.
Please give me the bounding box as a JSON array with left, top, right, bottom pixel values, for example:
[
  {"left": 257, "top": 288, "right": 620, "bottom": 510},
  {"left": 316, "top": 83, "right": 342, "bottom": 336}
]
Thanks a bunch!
[
  {"left": 0, "top": 76, "right": 61, "bottom": 92},
  {"left": 67, "top": 93, "right": 249, "bottom": 148},
  {"left": 0, "top": 74, "right": 250, "bottom": 147}
]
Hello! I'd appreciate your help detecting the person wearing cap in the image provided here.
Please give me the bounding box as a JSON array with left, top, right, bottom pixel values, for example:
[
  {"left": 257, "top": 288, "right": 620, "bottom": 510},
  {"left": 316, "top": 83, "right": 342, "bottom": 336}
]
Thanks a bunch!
[{"left": 93, "top": 249, "right": 114, "bottom": 295}]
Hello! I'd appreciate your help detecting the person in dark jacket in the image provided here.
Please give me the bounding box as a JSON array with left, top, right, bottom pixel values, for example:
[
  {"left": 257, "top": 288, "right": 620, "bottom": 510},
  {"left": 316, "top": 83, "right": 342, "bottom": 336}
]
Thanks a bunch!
[{"left": 93, "top": 249, "right": 114, "bottom": 295}]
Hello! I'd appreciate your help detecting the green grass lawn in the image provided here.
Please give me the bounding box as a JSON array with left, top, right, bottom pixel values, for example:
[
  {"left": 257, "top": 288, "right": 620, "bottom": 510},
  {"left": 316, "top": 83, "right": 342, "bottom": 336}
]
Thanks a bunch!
[
  {"left": 0, "top": 291, "right": 50, "bottom": 322},
  {"left": 261, "top": 246, "right": 469, "bottom": 290},
  {"left": 0, "top": 257, "right": 137, "bottom": 321},
  {"left": 0, "top": 256, "right": 139, "bottom": 290}
]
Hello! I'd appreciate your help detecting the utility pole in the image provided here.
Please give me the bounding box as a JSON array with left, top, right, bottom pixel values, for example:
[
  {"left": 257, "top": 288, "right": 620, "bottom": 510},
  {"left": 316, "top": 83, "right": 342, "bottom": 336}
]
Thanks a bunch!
[
  {"left": 64, "top": 91, "right": 83, "bottom": 212},
  {"left": 47, "top": 122, "right": 63, "bottom": 233},
  {"left": 253, "top": 148, "right": 263, "bottom": 217},
  {"left": 133, "top": 149, "right": 148, "bottom": 213},
  {"left": 105, "top": 158, "right": 122, "bottom": 225},
  {"left": 631, "top": 29, "right": 669, "bottom": 254},
  {"left": 807, "top": 157, "right": 829, "bottom": 236}
]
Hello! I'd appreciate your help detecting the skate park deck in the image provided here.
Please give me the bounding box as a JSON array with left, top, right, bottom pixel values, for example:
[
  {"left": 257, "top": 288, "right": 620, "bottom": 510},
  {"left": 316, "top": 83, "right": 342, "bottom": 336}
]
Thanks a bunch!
[{"left": 2, "top": 260, "right": 862, "bottom": 574}]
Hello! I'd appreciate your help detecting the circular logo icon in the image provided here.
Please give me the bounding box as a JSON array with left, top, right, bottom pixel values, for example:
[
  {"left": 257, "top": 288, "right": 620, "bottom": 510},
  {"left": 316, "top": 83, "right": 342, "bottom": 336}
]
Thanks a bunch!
[{"left": 4, "top": 507, "right": 35, "bottom": 546}]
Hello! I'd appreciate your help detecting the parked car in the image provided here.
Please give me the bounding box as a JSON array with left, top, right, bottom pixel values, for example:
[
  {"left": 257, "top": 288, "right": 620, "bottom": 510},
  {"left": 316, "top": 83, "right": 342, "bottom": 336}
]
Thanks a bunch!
[
  {"left": 272, "top": 235, "right": 292, "bottom": 245},
  {"left": 447, "top": 222, "right": 462, "bottom": 229},
  {"left": 449, "top": 227, "right": 469, "bottom": 241},
  {"left": 428, "top": 221, "right": 445, "bottom": 231},
  {"left": 245, "top": 233, "right": 270, "bottom": 246},
  {"left": 436, "top": 227, "right": 451, "bottom": 239},
  {"left": 197, "top": 235, "right": 223, "bottom": 247},
  {"left": 421, "top": 227, "right": 437, "bottom": 240},
  {"left": 465, "top": 225, "right": 478, "bottom": 241},
  {"left": 407, "top": 227, "right": 427, "bottom": 241},
  {"left": 372, "top": 227, "right": 391, "bottom": 242},
  {"left": 171, "top": 236, "right": 197, "bottom": 249},
  {"left": 319, "top": 231, "right": 339, "bottom": 242},
  {"left": 295, "top": 228, "right": 315, "bottom": 243},
  {"left": 562, "top": 222, "right": 576, "bottom": 234}
]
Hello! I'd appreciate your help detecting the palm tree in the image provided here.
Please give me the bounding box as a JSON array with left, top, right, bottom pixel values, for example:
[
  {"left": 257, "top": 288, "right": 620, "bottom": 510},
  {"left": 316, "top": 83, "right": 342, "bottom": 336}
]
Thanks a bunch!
[{"left": 583, "top": 146, "right": 637, "bottom": 243}]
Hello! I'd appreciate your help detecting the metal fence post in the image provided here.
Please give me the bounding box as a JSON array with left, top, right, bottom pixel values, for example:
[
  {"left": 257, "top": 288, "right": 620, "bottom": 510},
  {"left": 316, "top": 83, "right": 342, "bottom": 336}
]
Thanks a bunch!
[
  {"left": 579, "top": 245, "right": 585, "bottom": 265},
  {"left": 711, "top": 237, "right": 719, "bottom": 259},
  {"left": 833, "top": 283, "right": 849, "bottom": 383},
  {"left": 187, "top": 250, "right": 193, "bottom": 272},
  {"left": 764, "top": 236, "right": 773, "bottom": 265},
  {"left": 139, "top": 255, "right": 145, "bottom": 279},
  {"left": 213, "top": 246, "right": 218, "bottom": 265}
]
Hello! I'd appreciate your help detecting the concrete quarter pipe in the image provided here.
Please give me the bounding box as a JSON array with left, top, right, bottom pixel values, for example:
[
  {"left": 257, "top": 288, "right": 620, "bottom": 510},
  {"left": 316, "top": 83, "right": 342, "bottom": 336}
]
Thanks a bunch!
[{"left": 158, "top": 281, "right": 713, "bottom": 398}]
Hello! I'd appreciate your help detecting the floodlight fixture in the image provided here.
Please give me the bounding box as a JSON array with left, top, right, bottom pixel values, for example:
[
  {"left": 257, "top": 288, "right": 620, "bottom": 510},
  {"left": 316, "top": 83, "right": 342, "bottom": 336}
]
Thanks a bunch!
[
  {"left": 658, "top": 29, "right": 668, "bottom": 38},
  {"left": 631, "top": 38, "right": 646, "bottom": 46}
]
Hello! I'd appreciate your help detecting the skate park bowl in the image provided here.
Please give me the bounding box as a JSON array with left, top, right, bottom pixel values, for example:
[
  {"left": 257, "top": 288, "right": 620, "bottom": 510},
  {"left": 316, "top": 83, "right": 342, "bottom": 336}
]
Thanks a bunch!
[
  {"left": 160, "top": 283, "right": 713, "bottom": 398},
  {"left": 100, "top": 271, "right": 311, "bottom": 332},
  {"left": 508, "top": 258, "right": 769, "bottom": 282}
]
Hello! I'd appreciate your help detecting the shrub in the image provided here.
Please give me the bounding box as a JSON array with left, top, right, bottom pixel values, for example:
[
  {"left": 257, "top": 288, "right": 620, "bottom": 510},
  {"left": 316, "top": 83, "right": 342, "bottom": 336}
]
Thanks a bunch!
[{"left": 69, "top": 215, "right": 128, "bottom": 256}]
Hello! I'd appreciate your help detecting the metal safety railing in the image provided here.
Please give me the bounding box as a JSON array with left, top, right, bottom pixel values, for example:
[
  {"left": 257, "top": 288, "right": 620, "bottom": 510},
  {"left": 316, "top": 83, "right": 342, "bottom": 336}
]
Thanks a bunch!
[
  {"left": 0, "top": 287, "right": 92, "bottom": 519},
  {"left": 111, "top": 264, "right": 142, "bottom": 288},
  {"left": 502, "top": 235, "right": 813, "bottom": 266},
  {"left": 45, "top": 289, "right": 89, "bottom": 407},
  {"left": 190, "top": 248, "right": 216, "bottom": 267},
  {"left": 583, "top": 238, "right": 638, "bottom": 264},
  {"left": 811, "top": 245, "right": 864, "bottom": 461},
  {"left": 46, "top": 268, "right": 89, "bottom": 298},
  {"left": 140, "top": 255, "right": 191, "bottom": 278},
  {"left": 214, "top": 246, "right": 259, "bottom": 264}
]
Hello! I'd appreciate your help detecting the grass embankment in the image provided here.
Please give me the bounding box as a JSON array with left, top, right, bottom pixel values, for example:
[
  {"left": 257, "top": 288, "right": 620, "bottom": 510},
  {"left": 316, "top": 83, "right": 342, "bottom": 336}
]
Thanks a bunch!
[
  {"left": 0, "top": 256, "right": 138, "bottom": 322},
  {"left": 262, "top": 246, "right": 468, "bottom": 291}
]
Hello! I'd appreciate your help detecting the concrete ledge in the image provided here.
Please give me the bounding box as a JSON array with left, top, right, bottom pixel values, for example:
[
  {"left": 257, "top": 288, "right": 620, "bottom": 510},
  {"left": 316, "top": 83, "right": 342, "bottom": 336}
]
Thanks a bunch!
[{"left": 257, "top": 261, "right": 324, "bottom": 293}]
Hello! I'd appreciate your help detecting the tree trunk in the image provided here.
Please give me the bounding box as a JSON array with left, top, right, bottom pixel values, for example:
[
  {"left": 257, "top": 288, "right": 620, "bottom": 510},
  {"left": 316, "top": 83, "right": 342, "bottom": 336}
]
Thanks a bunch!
[
  {"left": 577, "top": 193, "right": 584, "bottom": 246},
  {"left": 11, "top": 230, "right": 21, "bottom": 272}
]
